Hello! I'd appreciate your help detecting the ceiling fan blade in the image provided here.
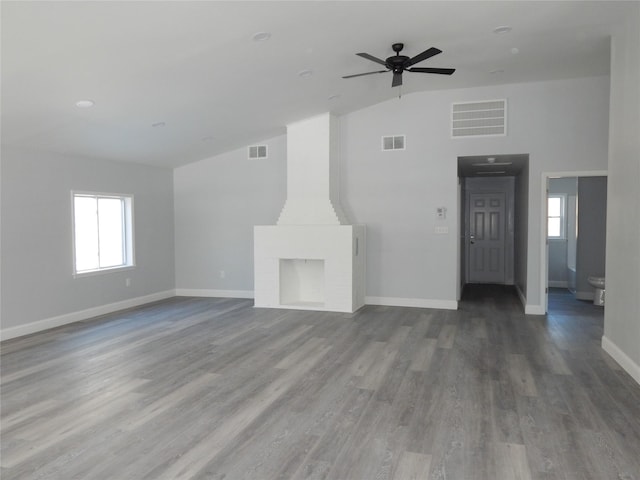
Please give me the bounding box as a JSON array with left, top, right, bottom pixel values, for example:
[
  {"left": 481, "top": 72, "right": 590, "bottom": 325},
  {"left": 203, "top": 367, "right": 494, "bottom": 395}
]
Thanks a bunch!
[
  {"left": 356, "top": 52, "right": 387, "bottom": 66},
  {"left": 406, "top": 47, "right": 442, "bottom": 67},
  {"left": 408, "top": 67, "right": 456, "bottom": 75},
  {"left": 392, "top": 71, "right": 403, "bottom": 87},
  {"left": 342, "top": 70, "right": 388, "bottom": 79}
]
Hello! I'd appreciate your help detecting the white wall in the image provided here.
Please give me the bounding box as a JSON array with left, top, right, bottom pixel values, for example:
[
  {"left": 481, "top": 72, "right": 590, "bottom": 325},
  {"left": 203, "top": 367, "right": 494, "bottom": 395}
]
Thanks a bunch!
[
  {"left": 0, "top": 147, "right": 175, "bottom": 338},
  {"left": 603, "top": 3, "right": 640, "bottom": 384},
  {"left": 341, "top": 76, "right": 610, "bottom": 309},
  {"left": 174, "top": 135, "right": 286, "bottom": 296}
]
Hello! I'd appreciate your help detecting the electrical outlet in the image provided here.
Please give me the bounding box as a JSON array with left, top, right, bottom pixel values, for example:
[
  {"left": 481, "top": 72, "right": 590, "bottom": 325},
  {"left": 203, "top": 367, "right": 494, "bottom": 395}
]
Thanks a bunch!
[
  {"left": 435, "top": 226, "right": 449, "bottom": 234},
  {"left": 219, "top": 270, "right": 226, "bottom": 279}
]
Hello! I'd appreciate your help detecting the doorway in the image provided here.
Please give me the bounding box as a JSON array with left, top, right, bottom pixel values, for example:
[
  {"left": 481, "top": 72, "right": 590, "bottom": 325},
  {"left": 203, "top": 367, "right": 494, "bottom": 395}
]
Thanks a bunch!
[
  {"left": 541, "top": 171, "right": 608, "bottom": 313},
  {"left": 458, "top": 154, "right": 529, "bottom": 303}
]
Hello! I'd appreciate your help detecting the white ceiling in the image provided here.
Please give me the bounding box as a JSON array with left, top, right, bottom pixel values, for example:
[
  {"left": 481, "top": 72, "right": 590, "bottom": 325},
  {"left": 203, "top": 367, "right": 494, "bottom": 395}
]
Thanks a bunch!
[{"left": 0, "top": 1, "right": 630, "bottom": 168}]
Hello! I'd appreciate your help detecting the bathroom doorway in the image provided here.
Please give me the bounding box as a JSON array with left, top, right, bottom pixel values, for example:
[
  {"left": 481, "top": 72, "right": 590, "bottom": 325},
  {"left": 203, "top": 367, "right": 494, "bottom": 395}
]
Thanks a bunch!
[{"left": 540, "top": 171, "right": 607, "bottom": 313}]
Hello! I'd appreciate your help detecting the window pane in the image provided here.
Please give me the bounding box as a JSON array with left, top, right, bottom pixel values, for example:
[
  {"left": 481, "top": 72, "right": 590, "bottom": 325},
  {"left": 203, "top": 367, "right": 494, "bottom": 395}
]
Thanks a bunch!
[
  {"left": 548, "top": 197, "right": 561, "bottom": 217},
  {"left": 98, "top": 198, "right": 124, "bottom": 268},
  {"left": 74, "top": 196, "right": 99, "bottom": 271},
  {"left": 548, "top": 217, "right": 561, "bottom": 237}
]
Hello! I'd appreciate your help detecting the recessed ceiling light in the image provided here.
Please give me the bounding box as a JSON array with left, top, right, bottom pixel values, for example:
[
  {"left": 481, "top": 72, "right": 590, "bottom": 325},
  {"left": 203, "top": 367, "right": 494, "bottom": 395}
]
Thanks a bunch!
[
  {"left": 152, "top": 122, "right": 166, "bottom": 128},
  {"left": 252, "top": 31, "right": 271, "bottom": 42},
  {"left": 511, "top": 47, "right": 519, "bottom": 55},
  {"left": 298, "top": 69, "right": 313, "bottom": 78},
  {"left": 328, "top": 94, "right": 341, "bottom": 101},
  {"left": 75, "top": 100, "right": 94, "bottom": 108},
  {"left": 493, "top": 26, "right": 512, "bottom": 34},
  {"left": 490, "top": 69, "right": 504, "bottom": 75},
  {"left": 487, "top": 157, "right": 496, "bottom": 163}
]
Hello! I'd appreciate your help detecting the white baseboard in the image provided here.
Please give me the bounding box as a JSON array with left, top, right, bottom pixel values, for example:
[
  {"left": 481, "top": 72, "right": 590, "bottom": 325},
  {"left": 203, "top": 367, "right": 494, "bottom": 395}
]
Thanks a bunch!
[
  {"left": 525, "top": 304, "right": 546, "bottom": 315},
  {"left": 602, "top": 335, "right": 640, "bottom": 385},
  {"left": 365, "top": 296, "right": 457, "bottom": 310},
  {"left": 548, "top": 281, "right": 569, "bottom": 288},
  {"left": 514, "top": 284, "right": 545, "bottom": 315},
  {"left": 175, "top": 288, "right": 254, "bottom": 299},
  {"left": 0, "top": 290, "right": 176, "bottom": 341}
]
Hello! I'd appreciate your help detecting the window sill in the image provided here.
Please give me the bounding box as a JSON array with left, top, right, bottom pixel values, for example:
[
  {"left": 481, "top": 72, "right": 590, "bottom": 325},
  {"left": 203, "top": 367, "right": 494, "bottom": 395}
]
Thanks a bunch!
[{"left": 74, "top": 265, "right": 136, "bottom": 278}]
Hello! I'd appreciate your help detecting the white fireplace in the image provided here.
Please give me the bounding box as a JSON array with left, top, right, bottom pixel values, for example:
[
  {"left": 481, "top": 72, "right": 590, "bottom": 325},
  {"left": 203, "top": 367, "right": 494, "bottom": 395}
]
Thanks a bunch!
[{"left": 254, "top": 113, "right": 365, "bottom": 313}]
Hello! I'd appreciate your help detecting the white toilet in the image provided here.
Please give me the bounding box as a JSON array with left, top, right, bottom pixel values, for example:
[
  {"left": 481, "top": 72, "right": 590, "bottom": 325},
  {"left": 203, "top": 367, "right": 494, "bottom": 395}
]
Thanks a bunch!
[{"left": 588, "top": 276, "right": 605, "bottom": 306}]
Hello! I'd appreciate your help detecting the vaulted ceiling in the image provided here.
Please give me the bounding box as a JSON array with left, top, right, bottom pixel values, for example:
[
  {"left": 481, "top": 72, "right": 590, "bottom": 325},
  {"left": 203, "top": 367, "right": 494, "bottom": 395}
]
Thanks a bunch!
[{"left": 0, "top": 1, "right": 630, "bottom": 168}]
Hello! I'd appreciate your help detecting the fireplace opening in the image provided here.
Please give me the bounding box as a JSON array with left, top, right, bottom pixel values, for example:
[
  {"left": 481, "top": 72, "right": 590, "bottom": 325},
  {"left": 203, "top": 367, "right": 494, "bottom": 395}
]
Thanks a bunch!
[{"left": 279, "top": 259, "right": 325, "bottom": 307}]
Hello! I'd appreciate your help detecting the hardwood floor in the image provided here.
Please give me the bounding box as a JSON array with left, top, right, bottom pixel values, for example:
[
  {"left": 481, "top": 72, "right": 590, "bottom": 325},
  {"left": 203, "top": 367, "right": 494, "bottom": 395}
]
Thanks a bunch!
[{"left": 1, "top": 286, "right": 639, "bottom": 479}]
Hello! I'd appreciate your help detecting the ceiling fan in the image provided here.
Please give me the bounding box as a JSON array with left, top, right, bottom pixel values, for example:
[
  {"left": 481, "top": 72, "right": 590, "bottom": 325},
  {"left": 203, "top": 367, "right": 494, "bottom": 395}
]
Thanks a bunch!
[{"left": 342, "top": 43, "right": 455, "bottom": 88}]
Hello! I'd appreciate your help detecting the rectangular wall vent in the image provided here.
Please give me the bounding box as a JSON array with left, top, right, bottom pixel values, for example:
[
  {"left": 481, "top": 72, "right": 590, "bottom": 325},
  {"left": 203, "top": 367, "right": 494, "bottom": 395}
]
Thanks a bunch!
[
  {"left": 382, "top": 135, "right": 405, "bottom": 151},
  {"left": 452, "top": 99, "right": 507, "bottom": 137},
  {"left": 248, "top": 145, "right": 268, "bottom": 159}
]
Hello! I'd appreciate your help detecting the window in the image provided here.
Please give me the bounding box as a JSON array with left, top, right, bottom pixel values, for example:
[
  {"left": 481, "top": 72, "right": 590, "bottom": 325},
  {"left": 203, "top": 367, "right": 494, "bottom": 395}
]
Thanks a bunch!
[
  {"left": 72, "top": 192, "right": 134, "bottom": 275},
  {"left": 547, "top": 195, "right": 566, "bottom": 239}
]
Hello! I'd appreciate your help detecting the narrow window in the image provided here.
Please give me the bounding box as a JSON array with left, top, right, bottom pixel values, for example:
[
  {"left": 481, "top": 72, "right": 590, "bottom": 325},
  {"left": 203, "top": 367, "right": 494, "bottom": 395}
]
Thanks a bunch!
[
  {"left": 547, "top": 195, "right": 566, "bottom": 239},
  {"left": 72, "top": 192, "right": 134, "bottom": 275}
]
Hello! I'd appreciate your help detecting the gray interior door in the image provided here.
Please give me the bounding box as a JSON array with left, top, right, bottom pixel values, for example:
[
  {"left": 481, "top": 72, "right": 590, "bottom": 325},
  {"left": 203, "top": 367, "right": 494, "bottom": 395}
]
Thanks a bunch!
[{"left": 469, "top": 192, "right": 506, "bottom": 284}]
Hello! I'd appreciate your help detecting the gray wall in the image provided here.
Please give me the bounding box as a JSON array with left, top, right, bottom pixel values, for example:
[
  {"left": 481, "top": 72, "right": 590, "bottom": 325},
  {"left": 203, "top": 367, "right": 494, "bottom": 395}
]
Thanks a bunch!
[
  {"left": 604, "top": 3, "right": 640, "bottom": 382},
  {"left": 174, "top": 135, "right": 286, "bottom": 293},
  {"left": 173, "top": 76, "right": 610, "bottom": 311},
  {"left": 1, "top": 147, "right": 175, "bottom": 332},
  {"left": 575, "top": 177, "right": 607, "bottom": 297},
  {"left": 340, "top": 76, "right": 608, "bottom": 308},
  {"left": 514, "top": 165, "right": 529, "bottom": 299}
]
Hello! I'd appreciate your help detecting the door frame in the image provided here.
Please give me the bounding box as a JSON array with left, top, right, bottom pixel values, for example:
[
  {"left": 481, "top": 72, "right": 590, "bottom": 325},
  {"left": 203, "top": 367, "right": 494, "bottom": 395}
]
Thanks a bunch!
[{"left": 539, "top": 170, "right": 607, "bottom": 314}]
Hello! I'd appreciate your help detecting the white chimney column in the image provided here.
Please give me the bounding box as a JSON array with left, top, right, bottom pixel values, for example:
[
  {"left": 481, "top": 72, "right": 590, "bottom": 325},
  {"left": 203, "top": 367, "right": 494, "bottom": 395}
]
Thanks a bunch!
[{"left": 277, "top": 113, "right": 348, "bottom": 225}]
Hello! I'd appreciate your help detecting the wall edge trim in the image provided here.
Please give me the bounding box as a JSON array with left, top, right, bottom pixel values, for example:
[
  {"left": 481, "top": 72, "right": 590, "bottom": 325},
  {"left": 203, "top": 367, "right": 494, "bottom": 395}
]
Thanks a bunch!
[
  {"left": 175, "top": 288, "right": 255, "bottom": 299},
  {"left": 602, "top": 335, "right": 640, "bottom": 386},
  {"left": 365, "top": 296, "right": 457, "bottom": 310},
  {"left": 0, "top": 290, "right": 176, "bottom": 341}
]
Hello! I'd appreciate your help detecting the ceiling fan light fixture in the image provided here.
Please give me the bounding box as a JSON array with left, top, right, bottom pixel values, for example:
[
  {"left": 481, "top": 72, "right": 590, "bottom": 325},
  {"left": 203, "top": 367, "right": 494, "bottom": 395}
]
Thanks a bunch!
[{"left": 493, "top": 26, "right": 512, "bottom": 34}]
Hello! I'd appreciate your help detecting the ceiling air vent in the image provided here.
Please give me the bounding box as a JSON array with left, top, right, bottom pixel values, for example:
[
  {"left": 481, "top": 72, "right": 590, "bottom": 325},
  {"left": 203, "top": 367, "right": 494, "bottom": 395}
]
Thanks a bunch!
[
  {"left": 382, "top": 135, "right": 405, "bottom": 151},
  {"left": 452, "top": 99, "right": 507, "bottom": 137},
  {"left": 248, "top": 145, "right": 268, "bottom": 159}
]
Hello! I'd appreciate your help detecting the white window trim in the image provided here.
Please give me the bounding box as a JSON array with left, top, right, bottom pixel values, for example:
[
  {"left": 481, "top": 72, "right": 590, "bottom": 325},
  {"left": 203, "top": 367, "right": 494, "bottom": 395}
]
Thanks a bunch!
[
  {"left": 71, "top": 191, "right": 135, "bottom": 277},
  {"left": 547, "top": 193, "right": 567, "bottom": 240}
]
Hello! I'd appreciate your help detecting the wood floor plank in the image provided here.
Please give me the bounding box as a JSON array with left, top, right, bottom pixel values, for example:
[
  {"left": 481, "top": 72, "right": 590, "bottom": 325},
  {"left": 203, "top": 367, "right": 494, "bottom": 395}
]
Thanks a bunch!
[{"left": 1, "top": 286, "right": 639, "bottom": 480}]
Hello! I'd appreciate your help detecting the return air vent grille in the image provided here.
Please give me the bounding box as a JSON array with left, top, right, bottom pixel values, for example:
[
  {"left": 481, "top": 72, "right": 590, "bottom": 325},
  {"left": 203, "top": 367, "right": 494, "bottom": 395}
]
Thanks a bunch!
[
  {"left": 248, "top": 145, "right": 268, "bottom": 159},
  {"left": 382, "top": 135, "right": 405, "bottom": 151},
  {"left": 452, "top": 99, "right": 507, "bottom": 137}
]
